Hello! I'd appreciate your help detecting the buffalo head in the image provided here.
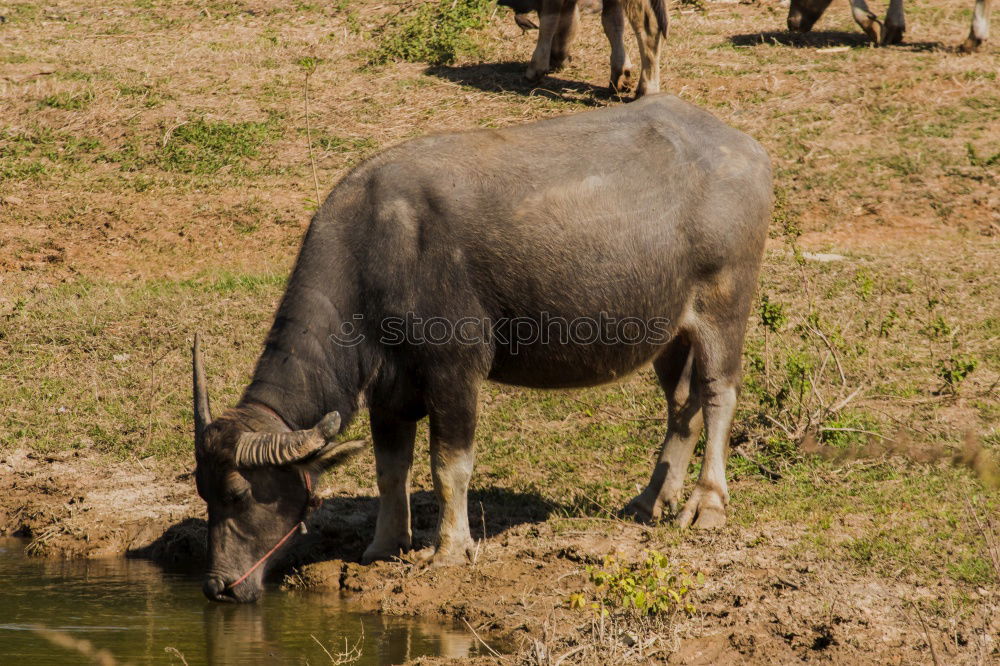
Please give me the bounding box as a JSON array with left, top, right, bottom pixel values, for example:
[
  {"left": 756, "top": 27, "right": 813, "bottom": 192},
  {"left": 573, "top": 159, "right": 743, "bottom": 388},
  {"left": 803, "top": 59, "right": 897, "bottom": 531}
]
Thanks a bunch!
[{"left": 191, "top": 334, "right": 364, "bottom": 602}]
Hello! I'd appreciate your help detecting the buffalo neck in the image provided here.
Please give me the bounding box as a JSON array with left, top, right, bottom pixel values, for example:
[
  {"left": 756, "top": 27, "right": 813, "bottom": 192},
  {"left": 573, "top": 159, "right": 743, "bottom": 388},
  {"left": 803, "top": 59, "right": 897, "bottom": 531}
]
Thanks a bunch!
[{"left": 240, "top": 217, "right": 371, "bottom": 430}]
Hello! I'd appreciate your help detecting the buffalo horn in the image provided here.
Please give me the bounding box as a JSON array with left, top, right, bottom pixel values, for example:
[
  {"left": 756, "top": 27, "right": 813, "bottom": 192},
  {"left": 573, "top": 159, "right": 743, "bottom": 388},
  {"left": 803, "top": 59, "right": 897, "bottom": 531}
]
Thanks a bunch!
[
  {"left": 193, "top": 333, "right": 213, "bottom": 447},
  {"left": 234, "top": 411, "right": 343, "bottom": 467}
]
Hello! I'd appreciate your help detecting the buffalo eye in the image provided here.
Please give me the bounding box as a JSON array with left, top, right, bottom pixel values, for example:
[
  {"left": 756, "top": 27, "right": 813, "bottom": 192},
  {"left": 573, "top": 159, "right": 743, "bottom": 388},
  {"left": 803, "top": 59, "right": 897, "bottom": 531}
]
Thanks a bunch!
[
  {"left": 224, "top": 486, "right": 252, "bottom": 506},
  {"left": 222, "top": 472, "right": 253, "bottom": 506}
]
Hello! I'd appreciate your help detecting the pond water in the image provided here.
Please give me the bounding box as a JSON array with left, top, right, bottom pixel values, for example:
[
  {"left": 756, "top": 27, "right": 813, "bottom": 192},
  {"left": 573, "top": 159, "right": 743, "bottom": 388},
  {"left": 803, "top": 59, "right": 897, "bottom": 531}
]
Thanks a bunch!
[{"left": 0, "top": 538, "right": 495, "bottom": 664}]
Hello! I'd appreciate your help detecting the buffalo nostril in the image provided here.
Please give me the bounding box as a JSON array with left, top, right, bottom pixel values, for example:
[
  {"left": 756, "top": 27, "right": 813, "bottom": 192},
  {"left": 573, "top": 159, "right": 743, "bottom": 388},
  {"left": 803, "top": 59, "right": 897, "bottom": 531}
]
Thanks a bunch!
[{"left": 203, "top": 576, "right": 234, "bottom": 602}]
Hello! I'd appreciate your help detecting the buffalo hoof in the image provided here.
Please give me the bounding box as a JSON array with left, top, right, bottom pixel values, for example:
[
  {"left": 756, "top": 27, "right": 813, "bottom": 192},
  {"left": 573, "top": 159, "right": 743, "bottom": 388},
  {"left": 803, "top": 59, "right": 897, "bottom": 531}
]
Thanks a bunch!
[
  {"left": 620, "top": 488, "right": 676, "bottom": 524},
  {"left": 675, "top": 484, "right": 728, "bottom": 530},
  {"left": 549, "top": 52, "right": 572, "bottom": 72},
  {"left": 609, "top": 66, "right": 633, "bottom": 95},
  {"left": 959, "top": 36, "right": 982, "bottom": 53},
  {"left": 361, "top": 540, "right": 410, "bottom": 565},
  {"left": 882, "top": 22, "right": 905, "bottom": 45},
  {"left": 524, "top": 64, "right": 547, "bottom": 83},
  {"left": 410, "top": 541, "right": 475, "bottom": 569},
  {"left": 620, "top": 496, "right": 657, "bottom": 523}
]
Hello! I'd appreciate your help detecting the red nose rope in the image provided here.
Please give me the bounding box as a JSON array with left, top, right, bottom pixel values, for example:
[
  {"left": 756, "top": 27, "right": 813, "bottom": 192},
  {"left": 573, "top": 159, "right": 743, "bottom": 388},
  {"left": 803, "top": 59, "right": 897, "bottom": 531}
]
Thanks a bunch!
[{"left": 226, "top": 470, "right": 318, "bottom": 591}]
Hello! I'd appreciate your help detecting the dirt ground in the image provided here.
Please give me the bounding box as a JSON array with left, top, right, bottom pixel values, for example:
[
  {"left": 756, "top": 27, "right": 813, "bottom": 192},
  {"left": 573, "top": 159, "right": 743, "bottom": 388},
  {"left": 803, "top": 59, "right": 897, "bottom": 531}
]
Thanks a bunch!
[{"left": 1, "top": 0, "right": 997, "bottom": 662}]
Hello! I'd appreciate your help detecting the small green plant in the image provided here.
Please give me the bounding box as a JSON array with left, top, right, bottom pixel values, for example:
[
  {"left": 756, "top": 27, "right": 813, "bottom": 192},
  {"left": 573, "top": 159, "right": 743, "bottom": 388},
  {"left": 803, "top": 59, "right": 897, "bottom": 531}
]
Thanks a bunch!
[
  {"left": 854, "top": 269, "right": 875, "bottom": 302},
  {"left": 759, "top": 293, "right": 787, "bottom": 333},
  {"left": 570, "top": 551, "right": 703, "bottom": 617},
  {"left": 937, "top": 355, "right": 977, "bottom": 393},
  {"left": 366, "top": 0, "right": 493, "bottom": 66},
  {"left": 295, "top": 56, "right": 321, "bottom": 74},
  {"left": 922, "top": 315, "right": 952, "bottom": 339},
  {"left": 877, "top": 308, "right": 899, "bottom": 338}
]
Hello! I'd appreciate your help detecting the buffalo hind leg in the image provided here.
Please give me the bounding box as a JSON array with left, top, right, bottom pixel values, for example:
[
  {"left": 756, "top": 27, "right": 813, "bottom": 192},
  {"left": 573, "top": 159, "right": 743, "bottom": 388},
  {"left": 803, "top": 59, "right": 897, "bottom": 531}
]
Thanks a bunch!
[
  {"left": 960, "top": 0, "right": 992, "bottom": 52},
  {"left": 550, "top": 0, "right": 580, "bottom": 71},
  {"left": 675, "top": 314, "right": 747, "bottom": 530},
  {"left": 882, "top": 0, "right": 905, "bottom": 44},
  {"left": 623, "top": 337, "right": 703, "bottom": 523},
  {"left": 602, "top": 0, "right": 634, "bottom": 92},
  {"left": 414, "top": 380, "right": 479, "bottom": 567},
  {"left": 362, "top": 410, "right": 417, "bottom": 564}
]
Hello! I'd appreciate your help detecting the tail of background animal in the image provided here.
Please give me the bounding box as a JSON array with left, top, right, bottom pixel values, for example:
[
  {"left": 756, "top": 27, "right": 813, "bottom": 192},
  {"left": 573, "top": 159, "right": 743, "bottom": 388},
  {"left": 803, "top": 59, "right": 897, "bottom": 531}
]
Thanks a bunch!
[{"left": 651, "top": 0, "right": 668, "bottom": 36}]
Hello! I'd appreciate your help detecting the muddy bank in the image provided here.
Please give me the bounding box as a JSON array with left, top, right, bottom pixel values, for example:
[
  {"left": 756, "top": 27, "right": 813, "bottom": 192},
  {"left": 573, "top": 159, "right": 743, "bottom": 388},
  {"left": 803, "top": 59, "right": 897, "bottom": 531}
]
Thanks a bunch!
[
  {"left": 292, "top": 520, "right": 998, "bottom": 664},
  {"left": 0, "top": 449, "right": 203, "bottom": 559},
  {"left": 2, "top": 451, "right": 996, "bottom": 663}
]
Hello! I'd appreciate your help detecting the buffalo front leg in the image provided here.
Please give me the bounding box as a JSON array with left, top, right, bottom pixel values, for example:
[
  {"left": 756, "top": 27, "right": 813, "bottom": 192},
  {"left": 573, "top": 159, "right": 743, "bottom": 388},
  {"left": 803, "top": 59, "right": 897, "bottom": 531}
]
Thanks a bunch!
[
  {"left": 882, "top": 0, "right": 906, "bottom": 44},
  {"left": 624, "top": 0, "right": 665, "bottom": 97},
  {"left": 415, "top": 385, "right": 479, "bottom": 567},
  {"left": 550, "top": 0, "right": 580, "bottom": 71},
  {"left": 362, "top": 411, "right": 417, "bottom": 564},
  {"left": 526, "top": 0, "right": 564, "bottom": 82},
  {"left": 623, "top": 337, "right": 703, "bottom": 522},
  {"left": 960, "top": 0, "right": 992, "bottom": 52},
  {"left": 601, "top": 0, "right": 634, "bottom": 92}
]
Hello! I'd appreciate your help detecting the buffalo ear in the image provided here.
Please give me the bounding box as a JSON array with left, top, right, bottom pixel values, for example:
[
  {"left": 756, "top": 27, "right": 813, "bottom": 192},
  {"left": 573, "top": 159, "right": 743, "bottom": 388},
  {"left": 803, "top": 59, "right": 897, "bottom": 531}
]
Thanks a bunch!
[{"left": 301, "top": 439, "right": 368, "bottom": 473}]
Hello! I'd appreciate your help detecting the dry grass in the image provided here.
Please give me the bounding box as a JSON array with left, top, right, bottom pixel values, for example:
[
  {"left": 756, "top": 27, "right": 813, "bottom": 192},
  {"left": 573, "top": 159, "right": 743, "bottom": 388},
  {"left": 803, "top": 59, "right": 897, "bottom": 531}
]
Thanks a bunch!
[{"left": 0, "top": 0, "right": 995, "bottom": 453}]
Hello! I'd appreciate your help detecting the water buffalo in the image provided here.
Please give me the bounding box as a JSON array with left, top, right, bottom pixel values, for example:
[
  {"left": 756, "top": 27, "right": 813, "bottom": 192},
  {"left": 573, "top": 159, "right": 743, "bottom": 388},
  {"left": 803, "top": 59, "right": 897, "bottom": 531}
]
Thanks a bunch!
[
  {"left": 193, "top": 93, "right": 773, "bottom": 602},
  {"left": 787, "top": 0, "right": 991, "bottom": 51},
  {"left": 497, "top": 0, "right": 668, "bottom": 96}
]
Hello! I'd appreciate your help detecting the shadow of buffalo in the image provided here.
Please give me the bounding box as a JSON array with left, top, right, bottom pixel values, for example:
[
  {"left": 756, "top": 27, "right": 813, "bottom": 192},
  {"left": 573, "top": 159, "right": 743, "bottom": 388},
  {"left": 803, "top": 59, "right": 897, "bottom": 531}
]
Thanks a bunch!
[
  {"left": 425, "top": 61, "right": 619, "bottom": 104},
  {"left": 129, "top": 488, "right": 564, "bottom": 577},
  {"left": 728, "top": 30, "right": 943, "bottom": 51}
]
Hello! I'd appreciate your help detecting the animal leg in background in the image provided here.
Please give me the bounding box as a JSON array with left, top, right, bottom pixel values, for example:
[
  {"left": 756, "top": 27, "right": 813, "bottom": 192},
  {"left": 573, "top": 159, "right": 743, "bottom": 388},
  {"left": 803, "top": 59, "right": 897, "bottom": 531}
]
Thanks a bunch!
[
  {"left": 786, "top": 0, "right": 835, "bottom": 34},
  {"left": 602, "top": 0, "right": 634, "bottom": 92},
  {"left": 526, "top": 0, "right": 565, "bottom": 82},
  {"left": 624, "top": 0, "right": 666, "bottom": 97},
  {"left": 882, "top": 0, "right": 906, "bottom": 44},
  {"left": 849, "top": 0, "right": 883, "bottom": 43},
  {"left": 550, "top": 0, "right": 581, "bottom": 70},
  {"left": 961, "top": 0, "right": 992, "bottom": 51}
]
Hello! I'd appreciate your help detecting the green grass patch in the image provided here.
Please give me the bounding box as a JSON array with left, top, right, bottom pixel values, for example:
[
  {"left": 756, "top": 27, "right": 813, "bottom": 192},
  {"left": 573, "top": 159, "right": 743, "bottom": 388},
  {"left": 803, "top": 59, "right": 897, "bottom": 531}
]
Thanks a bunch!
[
  {"left": 0, "top": 127, "right": 102, "bottom": 181},
  {"left": 0, "top": 274, "right": 287, "bottom": 459},
  {"left": 38, "top": 89, "right": 95, "bottom": 111},
  {"left": 365, "top": 0, "right": 493, "bottom": 66},
  {"left": 158, "top": 116, "right": 284, "bottom": 175}
]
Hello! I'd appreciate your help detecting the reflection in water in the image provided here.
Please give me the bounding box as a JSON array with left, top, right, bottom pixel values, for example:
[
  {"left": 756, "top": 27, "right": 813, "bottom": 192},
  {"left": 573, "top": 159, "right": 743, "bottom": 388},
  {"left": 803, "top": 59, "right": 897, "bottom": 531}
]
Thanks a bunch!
[
  {"left": 203, "top": 595, "right": 478, "bottom": 664},
  {"left": 0, "top": 539, "right": 487, "bottom": 664}
]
